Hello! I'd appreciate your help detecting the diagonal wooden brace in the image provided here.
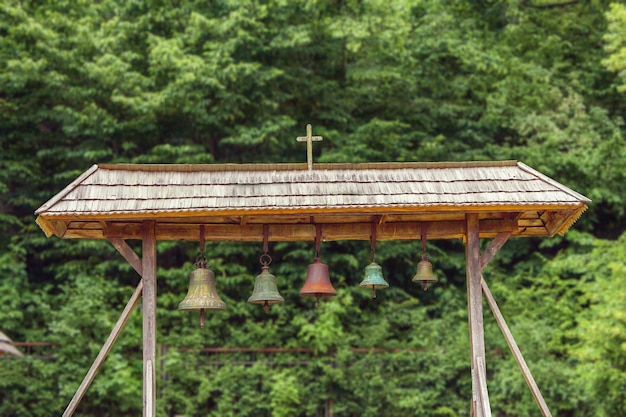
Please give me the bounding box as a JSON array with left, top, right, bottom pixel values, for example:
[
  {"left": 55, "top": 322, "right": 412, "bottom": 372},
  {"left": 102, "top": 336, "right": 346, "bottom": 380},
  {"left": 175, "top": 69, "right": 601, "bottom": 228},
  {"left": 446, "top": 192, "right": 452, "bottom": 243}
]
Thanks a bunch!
[
  {"left": 479, "top": 232, "right": 552, "bottom": 417},
  {"left": 62, "top": 238, "right": 143, "bottom": 417}
]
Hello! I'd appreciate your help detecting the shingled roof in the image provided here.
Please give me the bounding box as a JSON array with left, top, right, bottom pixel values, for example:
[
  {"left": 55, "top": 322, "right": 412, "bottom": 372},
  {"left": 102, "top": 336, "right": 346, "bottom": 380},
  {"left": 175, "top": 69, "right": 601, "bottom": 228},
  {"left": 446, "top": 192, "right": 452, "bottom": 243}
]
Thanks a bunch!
[
  {"left": 0, "top": 331, "right": 23, "bottom": 357},
  {"left": 35, "top": 161, "right": 590, "bottom": 242}
]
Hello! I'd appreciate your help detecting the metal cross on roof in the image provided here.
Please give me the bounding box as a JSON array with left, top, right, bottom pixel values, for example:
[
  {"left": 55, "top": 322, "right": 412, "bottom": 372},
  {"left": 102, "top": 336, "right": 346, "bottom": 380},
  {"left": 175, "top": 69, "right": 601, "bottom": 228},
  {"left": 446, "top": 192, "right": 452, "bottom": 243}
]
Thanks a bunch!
[{"left": 296, "top": 124, "right": 323, "bottom": 170}]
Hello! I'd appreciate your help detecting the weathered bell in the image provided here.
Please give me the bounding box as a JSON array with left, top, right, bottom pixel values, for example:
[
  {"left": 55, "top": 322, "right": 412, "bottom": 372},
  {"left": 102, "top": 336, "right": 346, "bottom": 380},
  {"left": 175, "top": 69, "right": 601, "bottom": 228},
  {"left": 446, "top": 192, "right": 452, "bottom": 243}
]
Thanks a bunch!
[
  {"left": 299, "top": 257, "right": 337, "bottom": 305},
  {"left": 247, "top": 265, "right": 284, "bottom": 312},
  {"left": 359, "top": 262, "right": 389, "bottom": 299},
  {"left": 412, "top": 255, "right": 438, "bottom": 291},
  {"left": 179, "top": 263, "right": 226, "bottom": 328}
]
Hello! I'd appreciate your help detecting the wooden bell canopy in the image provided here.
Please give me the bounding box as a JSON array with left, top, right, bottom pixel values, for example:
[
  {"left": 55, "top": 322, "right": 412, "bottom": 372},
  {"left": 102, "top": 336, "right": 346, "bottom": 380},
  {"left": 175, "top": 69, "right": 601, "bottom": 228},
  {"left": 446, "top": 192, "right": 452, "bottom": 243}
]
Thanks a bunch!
[
  {"left": 34, "top": 159, "right": 590, "bottom": 417},
  {"left": 35, "top": 161, "right": 588, "bottom": 243}
]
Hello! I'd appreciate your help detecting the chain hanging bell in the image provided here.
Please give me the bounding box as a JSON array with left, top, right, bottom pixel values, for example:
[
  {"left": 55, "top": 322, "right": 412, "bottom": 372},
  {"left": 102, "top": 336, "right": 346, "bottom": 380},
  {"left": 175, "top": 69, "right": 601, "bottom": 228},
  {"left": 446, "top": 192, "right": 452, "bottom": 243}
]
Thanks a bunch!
[
  {"left": 412, "top": 223, "right": 437, "bottom": 291},
  {"left": 300, "top": 225, "right": 337, "bottom": 306},
  {"left": 179, "top": 227, "right": 226, "bottom": 328},
  {"left": 359, "top": 224, "right": 389, "bottom": 299},
  {"left": 412, "top": 254, "right": 437, "bottom": 291},
  {"left": 248, "top": 252, "right": 284, "bottom": 312},
  {"left": 299, "top": 256, "right": 337, "bottom": 306}
]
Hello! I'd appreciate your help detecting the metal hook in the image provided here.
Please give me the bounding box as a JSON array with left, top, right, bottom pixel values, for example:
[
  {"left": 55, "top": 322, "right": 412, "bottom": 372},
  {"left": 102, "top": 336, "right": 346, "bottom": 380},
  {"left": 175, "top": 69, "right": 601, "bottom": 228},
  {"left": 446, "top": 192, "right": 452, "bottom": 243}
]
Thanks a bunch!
[{"left": 370, "top": 223, "right": 377, "bottom": 262}]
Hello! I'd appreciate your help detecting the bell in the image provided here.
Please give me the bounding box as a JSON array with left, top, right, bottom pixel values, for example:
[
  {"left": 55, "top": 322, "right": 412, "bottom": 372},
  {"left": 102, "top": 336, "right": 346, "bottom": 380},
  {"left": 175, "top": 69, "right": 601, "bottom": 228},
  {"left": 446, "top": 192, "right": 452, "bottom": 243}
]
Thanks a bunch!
[
  {"left": 412, "top": 255, "right": 437, "bottom": 291},
  {"left": 179, "top": 263, "right": 226, "bottom": 328},
  {"left": 359, "top": 262, "right": 389, "bottom": 299},
  {"left": 299, "top": 257, "right": 337, "bottom": 306},
  {"left": 248, "top": 265, "right": 284, "bottom": 312}
]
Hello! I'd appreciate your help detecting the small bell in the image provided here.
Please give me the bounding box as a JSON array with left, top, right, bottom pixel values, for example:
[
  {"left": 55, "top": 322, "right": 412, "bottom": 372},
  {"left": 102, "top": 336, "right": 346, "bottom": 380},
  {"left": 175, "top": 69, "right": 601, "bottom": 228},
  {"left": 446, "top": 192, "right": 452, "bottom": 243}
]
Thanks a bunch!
[
  {"left": 359, "top": 262, "right": 389, "bottom": 299},
  {"left": 412, "top": 255, "right": 437, "bottom": 291},
  {"left": 179, "top": 257, "right": 226, "bottom": 328},
  {"left": 248, "top": 264, "right": 284, "bottom": 312},
  {"left": 300, "top": 257, "right": 336, "bottom": 306}
]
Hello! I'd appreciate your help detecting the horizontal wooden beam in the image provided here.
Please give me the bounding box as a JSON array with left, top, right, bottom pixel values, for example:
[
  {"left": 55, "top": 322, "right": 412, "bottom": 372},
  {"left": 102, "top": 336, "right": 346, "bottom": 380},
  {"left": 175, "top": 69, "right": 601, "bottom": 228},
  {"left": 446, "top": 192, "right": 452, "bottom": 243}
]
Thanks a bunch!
[
  {"left": 36, "top": 203, "right": 584, "bottom": 222},
  {"left": 93, "top": 219, "right": 518, "bottom": 242}
]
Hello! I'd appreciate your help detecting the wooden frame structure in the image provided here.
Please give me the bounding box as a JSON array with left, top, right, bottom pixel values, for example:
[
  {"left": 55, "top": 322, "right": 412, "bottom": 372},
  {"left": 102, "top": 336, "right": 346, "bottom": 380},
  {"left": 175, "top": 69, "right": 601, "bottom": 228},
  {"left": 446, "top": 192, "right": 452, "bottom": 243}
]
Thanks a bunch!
[{"left": 35, "top": 160, "right": 590, "bottom": 417}]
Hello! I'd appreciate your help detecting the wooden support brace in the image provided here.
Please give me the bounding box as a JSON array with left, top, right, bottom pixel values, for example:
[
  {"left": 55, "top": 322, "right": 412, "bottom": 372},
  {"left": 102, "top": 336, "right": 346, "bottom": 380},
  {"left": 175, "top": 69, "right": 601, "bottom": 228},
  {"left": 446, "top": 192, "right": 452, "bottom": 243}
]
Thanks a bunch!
[
  {"left": 481, "top": 277, "right": 553, "bottom": 417},
  {"left": 479, "top": 232, "right": 511, "bottom": 270},
  {"left": 62, "top": 239, "right": 143, "bottom": 417},
  {"left": 478, "top": 231, "right": 552, "bottom": 417}
]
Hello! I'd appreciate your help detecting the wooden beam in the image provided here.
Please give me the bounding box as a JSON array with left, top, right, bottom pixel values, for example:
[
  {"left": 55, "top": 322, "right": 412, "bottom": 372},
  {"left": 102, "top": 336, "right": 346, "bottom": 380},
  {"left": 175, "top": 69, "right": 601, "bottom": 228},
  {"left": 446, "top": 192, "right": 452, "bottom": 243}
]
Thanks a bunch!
[
  {"left": 465, "top": 214, "right": 489, "bottom": 417},
  {"left": 481, "top": 277, "right": 552, "bottom": 417},
  {"left": 62, "top": 282, "right": 143, "bottom": 417},
  {"left": 62, "top": 237, "right": 146, "bottom": 416},
  {"left": 543, "top": 210, "right": 571, "bottom": 236},
  {"left": 108, "top": 238, "right": 142, "bottom": 275},
  {"left": 35, "top": 216, "right": 67, "bottom": 238},
  {"left": 479, "top": 232, "right": 512, "bottom": 270},
  {"left": 142, "top": 221, "right": 157, "bottom": 417},
  {"left": 477, "top": 228, "right": 552, "bottom": 416},
  {"left": 98, "top": 219, "right": 518, "bottom": 242}
]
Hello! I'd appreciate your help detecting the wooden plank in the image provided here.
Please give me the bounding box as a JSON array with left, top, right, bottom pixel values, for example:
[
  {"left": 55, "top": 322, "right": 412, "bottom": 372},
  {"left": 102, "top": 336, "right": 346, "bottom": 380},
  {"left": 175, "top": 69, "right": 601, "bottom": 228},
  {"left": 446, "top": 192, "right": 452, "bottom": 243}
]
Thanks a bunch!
[
  {"left": 515, "top": 227, "right": 549, "bottom": 237},
  {"left": 99, "top": 219, "right": 518, "bottom": 242},
  {"left": 142, "top": 221, "right": 157, "bottom": 417},
  {"left": 465, "top": 213, "right": 488, "bottom": 417},
  {"left": 35, "top": 216, "right": 67, "bottom": 238},
  {"left": 62, "top": 280, "right": 143, "bottom": 417},
  {"left": 481, "top": 277, "right": 552, "bottom": 417},
  {"left": 518, "top": 219, "right": 545, "bottom": 227},
  {"left": 520, "top": 210, "right": 541, "bottom": 219},
  {"left": 479, "top": 232, "right": 511, "bottom": 270},
  {"left": 108, "top": 238, "right": 142, "bottom": 276},
  {"left": 36, "top": 203, "right": 583, "bottom": 221},
  {"left": 62, "top": 228, "right": 106, "bottom": 239},
  {"left": 544, "top": 210, "right": 571, "bottom": 236}
]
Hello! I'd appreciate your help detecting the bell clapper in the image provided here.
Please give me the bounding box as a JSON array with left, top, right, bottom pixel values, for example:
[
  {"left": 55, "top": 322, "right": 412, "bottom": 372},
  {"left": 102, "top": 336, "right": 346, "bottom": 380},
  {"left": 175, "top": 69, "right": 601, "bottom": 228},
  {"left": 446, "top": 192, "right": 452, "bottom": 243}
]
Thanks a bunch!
[
  {"left": 316, "top": 294, "right": 321, "bottom": 307},
  {"left": 199, "top": 308, "right": 205, "bottom": 328},
  {"left": 423, "top": 283, "right": 428, "bottom": 292},
  {"left": 263, "top": 300, "right": 270, "bottom": 312},
  {"left": 371, "top": 285, "right": 377, "bottom": 299}
]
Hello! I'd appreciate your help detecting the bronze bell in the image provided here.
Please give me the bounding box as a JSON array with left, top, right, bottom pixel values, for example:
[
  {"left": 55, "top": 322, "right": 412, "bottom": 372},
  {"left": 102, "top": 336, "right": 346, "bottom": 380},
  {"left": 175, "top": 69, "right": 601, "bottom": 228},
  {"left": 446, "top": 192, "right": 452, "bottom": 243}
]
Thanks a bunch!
[
  {"left": 359, "top": 262, "right": 389, "bottom": 299},
  {"left": 248, "top": 265, "right": 284, "bottom": 312},
  {"left": 299, "top": 257, "right": 336, "bottom": 306},
  {"left": 412, "top": 255, "right": 437, "bottom": 291},
  {"left": 179, "top": 260, "right": 226, "bottom": 328}
]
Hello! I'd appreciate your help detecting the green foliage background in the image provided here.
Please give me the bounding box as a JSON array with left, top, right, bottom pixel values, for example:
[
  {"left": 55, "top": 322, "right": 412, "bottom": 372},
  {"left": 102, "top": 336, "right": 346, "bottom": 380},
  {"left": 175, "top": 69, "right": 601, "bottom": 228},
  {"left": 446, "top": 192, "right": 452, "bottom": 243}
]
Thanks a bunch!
[{"left": 1, "top": 1, "right": 625, "bottom": 416}]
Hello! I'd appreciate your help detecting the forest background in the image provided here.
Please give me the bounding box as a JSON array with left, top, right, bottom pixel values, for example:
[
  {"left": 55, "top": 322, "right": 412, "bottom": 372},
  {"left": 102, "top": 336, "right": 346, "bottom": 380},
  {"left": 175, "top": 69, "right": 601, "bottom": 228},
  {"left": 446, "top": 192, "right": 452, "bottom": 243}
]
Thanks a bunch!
[{"left": 1, "top": 1, "right": 625, "bottom": 416}]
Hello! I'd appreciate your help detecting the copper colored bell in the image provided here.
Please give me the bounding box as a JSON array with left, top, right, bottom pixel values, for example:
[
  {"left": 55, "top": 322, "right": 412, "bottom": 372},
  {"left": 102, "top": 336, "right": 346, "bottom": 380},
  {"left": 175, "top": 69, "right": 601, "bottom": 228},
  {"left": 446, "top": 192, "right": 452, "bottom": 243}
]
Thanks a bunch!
[
  {"left": 359, "top": 262, "right": 389, "bottom": 299},
  {"left": 179, "top": 262, "right": 226, "bottom": 328},
  {"left": 412, "top": 255, "right": 437, "bottom": 291},
  {"left": 248, "top": 265, "right": 284, "bottom": 312},
  {"left": 299, "top": 257, "right": 336, "bottom": 305}
]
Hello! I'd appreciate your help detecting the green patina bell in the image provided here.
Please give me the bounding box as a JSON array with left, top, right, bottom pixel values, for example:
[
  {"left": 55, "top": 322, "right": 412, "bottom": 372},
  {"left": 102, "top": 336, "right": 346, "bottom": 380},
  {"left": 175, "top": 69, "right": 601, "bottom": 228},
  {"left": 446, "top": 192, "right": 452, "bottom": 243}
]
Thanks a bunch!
[
  {"left": 179, "top": 259, "right": 226, "bottom": 328},
  {"left": 359, "top": 262, "right": 389, "bottom": 299},
  {"left": 412, "top": 255, "right": 437, "bottom": 291},
  {"left": 247, "top": 265, "right": 284, "bottom": 312}
]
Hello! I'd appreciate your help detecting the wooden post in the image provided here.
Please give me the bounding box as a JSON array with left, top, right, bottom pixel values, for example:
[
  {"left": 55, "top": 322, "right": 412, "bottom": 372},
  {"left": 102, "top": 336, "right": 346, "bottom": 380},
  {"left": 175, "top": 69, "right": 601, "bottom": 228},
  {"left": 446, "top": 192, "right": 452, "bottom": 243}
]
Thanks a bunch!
[
  {"left": 465, "top": 214, "right": 490, "bottom": 417},
  {"left": 142, "top": 221, "right": 157, "bottom": 417}
]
